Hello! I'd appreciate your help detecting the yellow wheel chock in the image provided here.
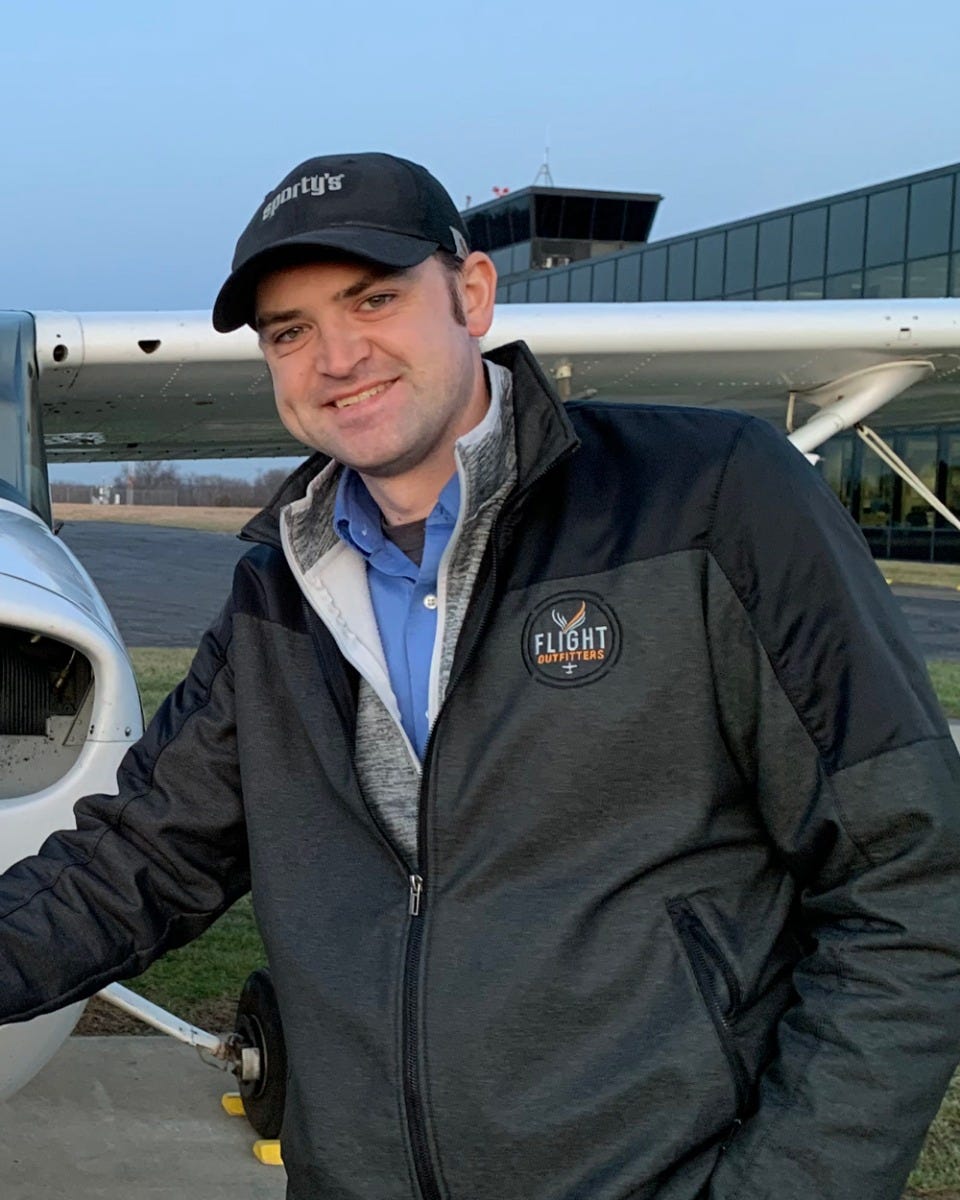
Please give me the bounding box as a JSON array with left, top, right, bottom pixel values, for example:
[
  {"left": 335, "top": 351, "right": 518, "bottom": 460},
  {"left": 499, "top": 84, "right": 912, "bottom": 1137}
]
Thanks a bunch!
[
  {"left": 222, "top": 1091, "right": 283, "bottom": 1166},
  {"left": 253, "top": 1139, "right": 284, "bottom": 1166},
  {"left": 221, "top": 1092, "right": 246, "bottom": 1117}
]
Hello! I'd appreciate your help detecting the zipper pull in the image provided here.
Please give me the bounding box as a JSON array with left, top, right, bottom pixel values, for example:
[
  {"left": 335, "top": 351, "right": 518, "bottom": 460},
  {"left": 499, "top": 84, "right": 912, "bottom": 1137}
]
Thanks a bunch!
[{"left": 408, "top": 874, "right": 424, "bottom": 917}]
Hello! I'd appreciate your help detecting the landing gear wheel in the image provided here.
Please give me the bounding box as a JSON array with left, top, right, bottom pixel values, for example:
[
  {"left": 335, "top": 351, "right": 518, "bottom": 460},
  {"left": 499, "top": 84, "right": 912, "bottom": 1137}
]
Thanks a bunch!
[{"left": 233, "top": 968, "right": 288, "bottom": 1139}]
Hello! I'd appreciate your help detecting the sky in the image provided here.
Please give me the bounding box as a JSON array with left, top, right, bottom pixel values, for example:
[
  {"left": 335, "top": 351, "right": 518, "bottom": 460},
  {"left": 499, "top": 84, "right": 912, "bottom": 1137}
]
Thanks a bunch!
[{"left": 3, "top": 0, "right": 959, "bottom": 484}]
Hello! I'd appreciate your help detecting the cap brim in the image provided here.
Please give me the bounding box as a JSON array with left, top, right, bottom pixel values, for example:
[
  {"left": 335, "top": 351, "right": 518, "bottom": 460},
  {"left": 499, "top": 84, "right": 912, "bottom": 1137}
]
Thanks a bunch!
[{"left": 212, "top": 228, "right": 440, "bottom": 333}]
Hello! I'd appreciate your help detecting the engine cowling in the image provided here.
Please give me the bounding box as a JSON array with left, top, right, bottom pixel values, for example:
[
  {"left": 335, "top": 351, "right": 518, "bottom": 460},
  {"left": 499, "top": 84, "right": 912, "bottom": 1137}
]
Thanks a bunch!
[{"left": 0, "top": 499, "right": 142, "bottom": 1097}]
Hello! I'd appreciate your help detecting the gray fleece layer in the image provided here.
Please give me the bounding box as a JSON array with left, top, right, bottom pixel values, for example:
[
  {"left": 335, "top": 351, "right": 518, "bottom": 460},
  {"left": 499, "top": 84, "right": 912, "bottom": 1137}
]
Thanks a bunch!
[{"left": 279, "top": 361, "right": 516, "bottom": 864}]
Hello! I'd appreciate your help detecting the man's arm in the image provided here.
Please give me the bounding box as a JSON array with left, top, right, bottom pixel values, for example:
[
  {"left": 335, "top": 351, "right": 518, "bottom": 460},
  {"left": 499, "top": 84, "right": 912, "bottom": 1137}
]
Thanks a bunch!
[
  {"left": 0, "top": 597, "right": 249, "bottom": 1023},
  {"left": 706, "top": 417, "right": 960, "bottom": 1199}
]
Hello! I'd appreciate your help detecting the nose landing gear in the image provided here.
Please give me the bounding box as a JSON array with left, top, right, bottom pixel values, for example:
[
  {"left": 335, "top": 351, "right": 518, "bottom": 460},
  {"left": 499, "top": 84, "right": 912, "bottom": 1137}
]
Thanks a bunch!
[{"left": 229, "top": 968, "right": 288, "bottom": 1140}]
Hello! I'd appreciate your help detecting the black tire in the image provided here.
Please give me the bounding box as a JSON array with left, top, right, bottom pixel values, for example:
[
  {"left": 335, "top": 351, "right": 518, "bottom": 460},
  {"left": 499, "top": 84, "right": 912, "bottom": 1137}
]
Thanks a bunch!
[{"left": 234, "top": 967, "right": 288, "bottom": 1139}]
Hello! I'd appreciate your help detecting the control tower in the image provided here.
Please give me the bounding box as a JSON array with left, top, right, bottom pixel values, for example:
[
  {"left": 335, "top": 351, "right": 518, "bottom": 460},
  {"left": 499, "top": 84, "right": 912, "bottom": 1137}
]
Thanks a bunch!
[{"left": 461, "top": 186, "right": 662, "bottom": 281}]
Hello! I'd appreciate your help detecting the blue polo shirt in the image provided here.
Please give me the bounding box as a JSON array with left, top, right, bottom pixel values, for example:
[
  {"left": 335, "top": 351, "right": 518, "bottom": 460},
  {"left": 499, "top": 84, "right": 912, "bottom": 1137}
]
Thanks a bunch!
[{"left": 334, "top": 467, "right": 460, "bottom": 759}]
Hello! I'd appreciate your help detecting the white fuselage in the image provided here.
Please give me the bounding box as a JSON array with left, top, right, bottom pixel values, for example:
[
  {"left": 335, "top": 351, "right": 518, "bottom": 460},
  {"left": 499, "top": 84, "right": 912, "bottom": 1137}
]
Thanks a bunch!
[{"left": 0, "top": 499, "right": 142, "bottom": 1098}]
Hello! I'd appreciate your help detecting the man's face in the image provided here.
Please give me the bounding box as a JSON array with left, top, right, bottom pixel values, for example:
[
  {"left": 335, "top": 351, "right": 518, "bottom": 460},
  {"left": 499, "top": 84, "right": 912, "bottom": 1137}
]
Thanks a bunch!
[{"left": 255, "top": 253, "right": 495, "bottom": 481}]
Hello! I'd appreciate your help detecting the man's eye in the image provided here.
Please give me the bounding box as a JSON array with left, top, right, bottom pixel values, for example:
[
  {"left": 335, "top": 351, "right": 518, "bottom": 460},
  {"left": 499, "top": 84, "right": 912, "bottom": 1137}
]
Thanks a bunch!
[
  {"left": 360, "top": 293, "right": 395, "bottom": 311},
  {"left": 275, "top": 326, "right": 303, "bottom": 343}
]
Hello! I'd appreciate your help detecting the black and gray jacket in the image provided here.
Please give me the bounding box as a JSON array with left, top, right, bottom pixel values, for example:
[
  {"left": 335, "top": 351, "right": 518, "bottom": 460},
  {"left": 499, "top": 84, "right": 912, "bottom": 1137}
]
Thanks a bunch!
[{"left": 0, "top": 341, "right": 959, "bottom": 1200}]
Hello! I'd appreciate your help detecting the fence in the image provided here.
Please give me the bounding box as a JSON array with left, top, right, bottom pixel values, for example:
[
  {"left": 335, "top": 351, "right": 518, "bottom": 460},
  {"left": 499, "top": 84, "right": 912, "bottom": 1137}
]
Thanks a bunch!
[{"left": 51, "top": 481, "right": 283, "bottom": 507}]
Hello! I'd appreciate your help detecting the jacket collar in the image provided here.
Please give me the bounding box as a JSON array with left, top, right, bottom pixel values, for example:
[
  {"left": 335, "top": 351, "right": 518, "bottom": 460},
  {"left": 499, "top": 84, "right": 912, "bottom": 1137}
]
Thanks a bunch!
[{"left": 239, "top": 340, "right": 579, "bottom": 551}]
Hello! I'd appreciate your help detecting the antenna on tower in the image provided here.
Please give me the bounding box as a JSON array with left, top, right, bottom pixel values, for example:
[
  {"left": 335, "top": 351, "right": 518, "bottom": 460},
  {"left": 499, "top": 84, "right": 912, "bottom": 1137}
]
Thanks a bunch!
[{"left": 533, "top": 131, "right": 554, "bottom": 186}]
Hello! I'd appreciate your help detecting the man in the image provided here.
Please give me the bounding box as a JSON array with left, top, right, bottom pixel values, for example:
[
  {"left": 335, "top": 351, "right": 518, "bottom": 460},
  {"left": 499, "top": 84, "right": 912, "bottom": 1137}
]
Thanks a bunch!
[{"left": 0, "top": 151, "right": 958, "bottom": 1200}]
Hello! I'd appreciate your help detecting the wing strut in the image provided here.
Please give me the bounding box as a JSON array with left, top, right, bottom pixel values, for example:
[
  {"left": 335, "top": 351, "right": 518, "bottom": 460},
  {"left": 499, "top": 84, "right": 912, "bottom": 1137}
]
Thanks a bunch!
[
  {"left": 788, "top": 361, "right": 934, "bottom": 454},
  {"left": 787, "top": 359, "right": 960, "bottom": 534},
  {"left": 855, "top": 423, "right": 960, "bottom": 534}
]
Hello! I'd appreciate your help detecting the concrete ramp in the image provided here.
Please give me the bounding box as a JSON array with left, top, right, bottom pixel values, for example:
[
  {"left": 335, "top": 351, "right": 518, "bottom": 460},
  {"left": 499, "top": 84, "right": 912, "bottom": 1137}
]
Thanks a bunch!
[{"left": 0, "top": 1037, "right": 286, "bottom": 1199}]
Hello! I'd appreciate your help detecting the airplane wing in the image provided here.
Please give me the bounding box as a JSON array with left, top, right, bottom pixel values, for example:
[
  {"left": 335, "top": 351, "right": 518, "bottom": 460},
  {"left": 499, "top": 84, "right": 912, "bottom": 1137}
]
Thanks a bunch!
[{"left": 30, "top": 299, "right": 960, "bottom": 462}]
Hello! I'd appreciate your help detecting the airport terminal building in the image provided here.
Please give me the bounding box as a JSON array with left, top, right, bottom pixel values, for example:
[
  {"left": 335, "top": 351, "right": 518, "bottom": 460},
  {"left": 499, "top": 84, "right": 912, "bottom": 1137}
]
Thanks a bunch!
[{"left": 463, "top": 162, "right": 960, "bottom": 561}]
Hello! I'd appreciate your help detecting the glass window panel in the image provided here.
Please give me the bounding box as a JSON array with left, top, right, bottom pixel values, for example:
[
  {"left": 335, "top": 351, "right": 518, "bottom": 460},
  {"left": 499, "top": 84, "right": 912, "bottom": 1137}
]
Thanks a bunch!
[
  {"left": 593, "top": 259, "right": 616, "bottom": 301},
  {"left": 905, "top": 255, "right": 949, "bottom": 297},
  {"left": 559, "top": 196, "right": 593, "bottom": 240},
  {"left": 866, "top": 187, "right": 907, "bottom": 266},
  {"left": 863, "top": 263, "right": 905, "bottom": 298},
  {"left": 954, "top": 175, "right": 960, "bottom": 249},
  {"left": 569, "top": 264, "right": 593, "bottom": 302},
  {"left": 724, "top": 290, "right": 755, "bottom": 299},
  {"left": 535, "top": 194, "right": 563, "bottom": 239},
  {"left": 827, "top": 197, "right": 866, "bottom": 275},
  {"left": 951, "top": 254, "right": 960, "bottom": 297},
  {"left": 908, "top": 175, "right": 953, "bottom": 259},
  {"left": 487, "top": 205, "right": 513, "bottom": 252},
  {"left": 789, "top": 278, "right": 824, "bottom": 299},
  {"left": 527, "top": 274, "right": 548, "bottom": 302},
  {"left": 508, "top": 281, "right": 528, "bottom": 303},
  {"left": 858, "top": 451, "right": 895, "bottom": 526},
  {"left": 547, "top": 270, "right": 569, "bottom": 302},
  {"left": 641, "top": 247, "right": 667, "bottom": 301},
  {"left": 897, "top": 434, "right": 938, "bottom": 527},
  {"left": 623, "top": 203, "right": 652, "bottom": 242},
  {"left": 724, "top": 225, "right": 757, "bottom": 294},
  {"left": 790, "top": 207, "right": 827, "bottom": 281},
  {"left": 507, "top": 199, "right": 532, "bottom": 244},
  {"left": 464, "top": 210, "right": 490, "bottom": 251},
  {"left": 945, "top": 433, "right": 960, "bottom": 513},
  {"left": 824, "top": 271, "right": 863, "bottom": 299},
  {"left": 593, "top": 199, "right": 626, "bottom": 241},
  {"left": 666, "top": 240, "right": 695, "bottom": 300},
  {"left": 495, "top": 284, "right": 509, "bottom": 304},
  {"left": 694, "top": 233, "right": 725, "bottom": 298},
  {"left": 756, "top": 217, "right": 790, "bottom": 287},
  {"left": 818, "top": 435, "right": 856, "bottom": 510},
  {"left": 615, "top": 252, "right": 641, "bottom": 300},
  {"left": 756, "top": 285, "right": 787, "bottom": 299}
]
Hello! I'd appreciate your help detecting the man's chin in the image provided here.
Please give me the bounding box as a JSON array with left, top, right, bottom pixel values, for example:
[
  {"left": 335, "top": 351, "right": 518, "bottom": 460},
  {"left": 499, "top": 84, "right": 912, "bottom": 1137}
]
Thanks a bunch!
[{"left": 343, "top": 451, "right": 424, "bottom": 480}]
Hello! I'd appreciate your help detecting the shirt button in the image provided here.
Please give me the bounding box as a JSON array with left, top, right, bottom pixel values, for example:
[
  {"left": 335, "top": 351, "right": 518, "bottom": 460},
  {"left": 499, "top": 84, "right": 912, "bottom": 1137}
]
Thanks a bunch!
[{"left": 423, "top": 593, "right": 438, "bottom": 610}]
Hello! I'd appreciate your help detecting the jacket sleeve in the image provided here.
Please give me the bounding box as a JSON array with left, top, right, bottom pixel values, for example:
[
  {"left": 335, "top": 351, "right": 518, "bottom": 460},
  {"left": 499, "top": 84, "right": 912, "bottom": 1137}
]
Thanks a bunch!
[
  {"left": 0, "top": 594, "right": 249, "bottom": 1023},
  {"left": 705, "top": 417, "right": 960, "bottom": 1200}
]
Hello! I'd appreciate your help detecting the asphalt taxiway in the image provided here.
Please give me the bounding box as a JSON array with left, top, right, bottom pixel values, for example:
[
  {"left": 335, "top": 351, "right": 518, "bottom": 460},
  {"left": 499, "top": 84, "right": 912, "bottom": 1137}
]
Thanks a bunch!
[
  {"left": 58, "top": 521, "right": 960, "bottom": 659},
  {"left": 59, "top": 522, "right": 247, "bottom": 647}
]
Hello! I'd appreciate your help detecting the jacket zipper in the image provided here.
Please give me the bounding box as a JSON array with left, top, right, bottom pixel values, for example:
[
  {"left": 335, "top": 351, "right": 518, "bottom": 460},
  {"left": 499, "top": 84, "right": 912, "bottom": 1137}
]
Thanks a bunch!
[
  {"left": 668, "top": 900, "right": 750, "bottom": 1112},
  {"left": 400, "top": 444, "right": 579, "bottom": 1200},
  {"left": 403, "top": 874, "right": 441, "bottom": 1200}
]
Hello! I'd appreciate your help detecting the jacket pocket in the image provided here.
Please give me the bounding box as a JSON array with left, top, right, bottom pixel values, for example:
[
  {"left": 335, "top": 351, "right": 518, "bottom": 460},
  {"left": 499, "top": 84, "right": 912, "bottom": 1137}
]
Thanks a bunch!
[{"left": 666, "top": 897, "right": 750, "bottom": 1114}]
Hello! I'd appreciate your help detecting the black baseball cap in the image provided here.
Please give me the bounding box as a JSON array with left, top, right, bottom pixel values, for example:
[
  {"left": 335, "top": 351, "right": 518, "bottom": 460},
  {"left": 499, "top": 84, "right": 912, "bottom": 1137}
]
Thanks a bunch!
[{"left": 213, "top": 152, "right": 470, "bottom": 332}]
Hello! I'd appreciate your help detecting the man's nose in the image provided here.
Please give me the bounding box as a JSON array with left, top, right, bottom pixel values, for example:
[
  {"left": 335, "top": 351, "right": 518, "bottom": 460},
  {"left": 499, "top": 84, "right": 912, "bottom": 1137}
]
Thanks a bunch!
[{"left": 314, "top": 323, "right": 371, "bottom": 378}]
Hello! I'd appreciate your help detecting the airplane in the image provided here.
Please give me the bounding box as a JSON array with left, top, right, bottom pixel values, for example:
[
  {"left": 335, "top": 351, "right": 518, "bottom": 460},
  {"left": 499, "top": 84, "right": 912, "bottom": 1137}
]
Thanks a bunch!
[{"left": 3, "top": 296, "right": 960, "bottom": 1145}]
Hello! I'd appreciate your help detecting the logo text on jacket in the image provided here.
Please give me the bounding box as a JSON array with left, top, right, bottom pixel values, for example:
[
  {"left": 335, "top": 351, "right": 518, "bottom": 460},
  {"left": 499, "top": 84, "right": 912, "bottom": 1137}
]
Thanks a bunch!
[{"left": 522, "top": 592, "right": 621, "bottom": 687}]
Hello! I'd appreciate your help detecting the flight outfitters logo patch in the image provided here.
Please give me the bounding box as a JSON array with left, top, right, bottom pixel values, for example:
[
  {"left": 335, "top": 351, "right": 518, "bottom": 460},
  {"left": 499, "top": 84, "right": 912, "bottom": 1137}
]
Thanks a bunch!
[{"left": 522, "top": 592, "right": 621, "bottom": 687}]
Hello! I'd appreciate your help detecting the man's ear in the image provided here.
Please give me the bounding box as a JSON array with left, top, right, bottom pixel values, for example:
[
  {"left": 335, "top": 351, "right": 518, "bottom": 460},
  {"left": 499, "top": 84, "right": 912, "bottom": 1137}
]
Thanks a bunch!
[{"left": 460, "top": 252, "right": 497, "bottom": 338}]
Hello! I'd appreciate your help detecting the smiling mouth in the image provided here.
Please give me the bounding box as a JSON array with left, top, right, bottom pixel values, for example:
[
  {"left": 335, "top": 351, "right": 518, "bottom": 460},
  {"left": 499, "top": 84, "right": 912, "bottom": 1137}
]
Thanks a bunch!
[{"left": 331, "top": 380, "right": 395, "bottom": 410}]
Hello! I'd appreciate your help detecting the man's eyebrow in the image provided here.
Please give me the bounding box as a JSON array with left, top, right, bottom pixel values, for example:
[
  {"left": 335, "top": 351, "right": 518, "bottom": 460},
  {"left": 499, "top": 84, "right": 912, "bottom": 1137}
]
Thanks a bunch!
[
  {"left": 333, "top": 266, "right": 411, "bottom": 302},
  {"left": 256, "top": 308, "right": 306, "bottom": 333},
  {"left": 256, "top": 267, "right": 413, "bottom": 330}
]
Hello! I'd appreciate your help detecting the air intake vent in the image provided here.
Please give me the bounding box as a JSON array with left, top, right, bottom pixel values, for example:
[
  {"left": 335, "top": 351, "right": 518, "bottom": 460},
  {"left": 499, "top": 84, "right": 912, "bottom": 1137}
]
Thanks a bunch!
[{"left": 0, "top": 651, "right": 48, "bottom": 736}]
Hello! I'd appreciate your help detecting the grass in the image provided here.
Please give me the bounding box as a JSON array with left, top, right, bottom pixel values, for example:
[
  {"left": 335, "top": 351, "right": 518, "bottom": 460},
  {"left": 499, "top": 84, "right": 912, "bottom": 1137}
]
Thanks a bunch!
[
  {"left": 908, "top": 1071, "right": 960, "bottom": 1197},
  {"left": 128, "top": 647, "right": 197, "bottom": 716},
  {"left": 875, "top": 559, "right": 960, "bottom": 590},
  {"left": 53, "top": 502, "right": 257, "bottom": 534},
  {"left": 104, "top": 647, "right": 960, "bottom": 1192},
  {"left": 928, "top": 661, "right": 960, "bottom": 718}
]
